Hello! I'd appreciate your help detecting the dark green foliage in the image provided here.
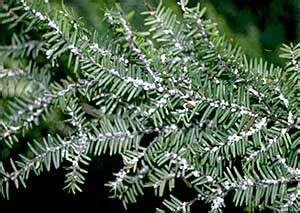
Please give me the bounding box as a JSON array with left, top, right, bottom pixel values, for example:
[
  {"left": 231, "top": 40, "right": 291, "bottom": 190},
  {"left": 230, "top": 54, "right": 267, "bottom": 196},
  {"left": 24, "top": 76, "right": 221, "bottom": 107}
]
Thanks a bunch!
[{"left": 0, "top": 0, "right": 299, "bottom": 212}]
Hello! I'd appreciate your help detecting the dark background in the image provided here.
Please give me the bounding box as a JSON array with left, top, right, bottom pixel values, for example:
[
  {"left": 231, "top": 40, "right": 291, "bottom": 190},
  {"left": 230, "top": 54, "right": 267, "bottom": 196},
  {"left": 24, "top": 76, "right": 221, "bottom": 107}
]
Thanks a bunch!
[{"left": 0, "top": 0, "right": 299, "bottom": 211}]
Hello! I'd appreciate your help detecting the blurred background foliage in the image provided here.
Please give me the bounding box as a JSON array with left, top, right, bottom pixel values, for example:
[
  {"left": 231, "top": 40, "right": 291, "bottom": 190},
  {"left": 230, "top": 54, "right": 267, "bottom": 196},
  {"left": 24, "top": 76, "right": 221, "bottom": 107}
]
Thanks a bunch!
[{"left": 0, "top": 0, "right": 299, "bottom": 211}]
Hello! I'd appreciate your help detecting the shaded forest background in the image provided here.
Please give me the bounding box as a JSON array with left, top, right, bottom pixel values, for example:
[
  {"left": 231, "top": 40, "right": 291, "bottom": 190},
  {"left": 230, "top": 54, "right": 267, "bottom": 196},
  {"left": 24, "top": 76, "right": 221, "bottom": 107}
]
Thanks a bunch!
[{"left": 0, "top": 0, "right": 299, "bottom": 211}]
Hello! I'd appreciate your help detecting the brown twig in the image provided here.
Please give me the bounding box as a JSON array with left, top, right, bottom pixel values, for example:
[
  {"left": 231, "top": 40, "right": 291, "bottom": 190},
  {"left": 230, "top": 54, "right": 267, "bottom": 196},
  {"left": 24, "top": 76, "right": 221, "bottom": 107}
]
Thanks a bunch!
[{"left": 1, "top": 3, "right": 30, "bottom": 25}]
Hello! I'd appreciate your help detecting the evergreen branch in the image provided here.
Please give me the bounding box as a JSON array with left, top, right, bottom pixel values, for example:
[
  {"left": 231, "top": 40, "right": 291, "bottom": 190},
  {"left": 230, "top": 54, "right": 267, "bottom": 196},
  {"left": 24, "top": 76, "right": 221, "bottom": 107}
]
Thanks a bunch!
[
  {"left": 222, "top": 174, "right": 298, "bottom": 191},
  {"left": 279, "top": 188, "right": 300, "bottom": 212},
  {"left": 0, "top": 135, "right": 72, "bottom": 198},
  {"left": 144, "top": 2, "right": 190, "bottom": 52},
  {"left": 178, "top": 0, "right": 289, "bottom": 116},
  {"left": 108, "top": 11, "right": 163, "bottom": 84},
  {"left": 19, "top": 2, "right": 158, "bottom": 93},
  {"left": 64, "top": 101, "right": 90, "bottom": 193},
  {"left": 247, "top": 126, "right": 291, "bottom": 162},
  {"left": 0, "top": 40, "right": 42, "bottom": 52},
  {"left": 280, "top": 43, "right": 300, "bottom": 72},
  {"left": 0, "top": 66, "right": 48, "bottom": 91},
  {"left": 89, "top": 41, "right": 129, "bottom": 65},
  {"left": 178, "top": 0, "right": 240, "bottom": 73},
  {"left": 19, "top": 0, "right": 273, "bottom": 128},
  {"left": 57, "top": 10, "right": 129, "bottom": 65},
  {"left": 276, "top": 154, "right": 300, "bottom": 177},
  {"left": 142, "top": 1, "right": 202, "bottom": 91},
  {"left": 0, "top": 0, "right": 298, "bottom": 211},
  {"left": 0, "top": 79, "right": 97, "bottom": 145},
  {"left": 196, "top": 117, "right": 269, "bottom": 159}
]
